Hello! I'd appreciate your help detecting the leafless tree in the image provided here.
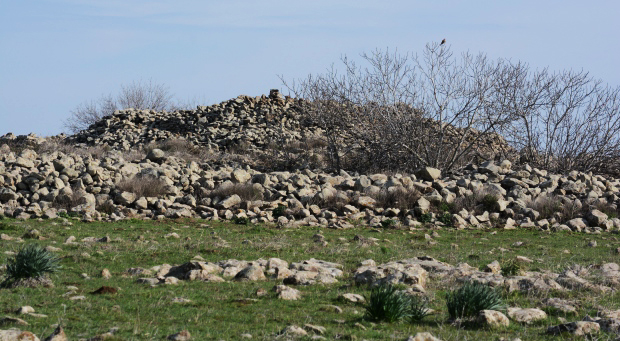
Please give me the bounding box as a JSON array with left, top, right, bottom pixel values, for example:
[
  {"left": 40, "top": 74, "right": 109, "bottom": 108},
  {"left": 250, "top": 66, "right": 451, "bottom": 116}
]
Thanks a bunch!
[
  {"left": 501, "top": 68, "right": 620, "bottom": 174},
  {"left": 64, "top": 79, "right": 177, "bottom": 133},
  {"left": 283, "top": 44, "right": 519, "bottom": 173},
  {"left": 284, "top": 44, "right": 620, "bottom": 175}
]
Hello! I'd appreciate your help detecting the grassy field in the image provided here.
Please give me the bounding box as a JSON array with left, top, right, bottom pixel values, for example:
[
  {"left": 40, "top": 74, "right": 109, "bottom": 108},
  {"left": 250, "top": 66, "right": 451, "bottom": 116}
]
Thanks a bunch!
[{"left": 1, "top": 217, "right": 619, "bottom": 340}]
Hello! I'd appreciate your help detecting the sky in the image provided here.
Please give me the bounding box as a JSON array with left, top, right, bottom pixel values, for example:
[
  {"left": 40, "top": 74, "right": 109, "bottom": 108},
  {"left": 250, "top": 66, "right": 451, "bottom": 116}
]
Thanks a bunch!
[{"left": 1, "top": 0, "right": 619, "bottom": 136}]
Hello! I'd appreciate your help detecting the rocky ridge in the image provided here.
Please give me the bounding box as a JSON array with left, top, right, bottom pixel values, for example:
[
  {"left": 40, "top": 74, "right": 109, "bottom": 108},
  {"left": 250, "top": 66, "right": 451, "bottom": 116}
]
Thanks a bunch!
[{"left": 0, "top": 142, "right": 619, "bottom": 234}]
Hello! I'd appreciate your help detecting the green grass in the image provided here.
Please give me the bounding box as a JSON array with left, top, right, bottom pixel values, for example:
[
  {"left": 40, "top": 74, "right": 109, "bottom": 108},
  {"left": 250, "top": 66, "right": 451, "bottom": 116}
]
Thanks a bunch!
[{"left": 0, "top": 217, "right": 618, "bottom": 340}]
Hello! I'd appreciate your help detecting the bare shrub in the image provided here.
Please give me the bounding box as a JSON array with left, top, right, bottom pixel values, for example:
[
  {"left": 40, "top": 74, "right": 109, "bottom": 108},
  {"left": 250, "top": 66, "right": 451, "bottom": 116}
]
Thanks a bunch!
[
  {"left": 64, "top": 79, "right": 178, "bottom": 134},
  {"left": 369, "top": 187, "right": 422, "bottom": 210},
  {"left": 256, "top": 137, "right": 328, "bottom": 171},
  {"left": 96, "top": 201, "right": 115, "bottom": 215},
  {"left": 594, "top": 201, "right": 620, "bottom": 219},
  {"left": 452, "top": 190, "right": 498, "bottom": 214},
  {"left": 526, "top": 194, "right": 590, "bottom": 222},
  {"left": 496, "top": 67, "right": 620, "bottom": 175},
  {"left": 207, "top": 183, "right": 263, "bottom": 201},
  {"left": 305, "top": 194, "right": 350, "bottom": 212},
  {"left": 38, "top": 140, "right": 111, "bottom": 159},
  {"left": 115, "top": 176, "right": 168, "bottom": 198},
  {"left": 51, "top": 187, "right": 85, "bottom": 211},
  {"left": 144, "top": 138, "right": 220, "bottom": 164},
  {"left": 282, "top": 44, "right": 518, "bottom": 173},
  {"left": 526, "top": 195, "right": 564, "bottom": 220}
]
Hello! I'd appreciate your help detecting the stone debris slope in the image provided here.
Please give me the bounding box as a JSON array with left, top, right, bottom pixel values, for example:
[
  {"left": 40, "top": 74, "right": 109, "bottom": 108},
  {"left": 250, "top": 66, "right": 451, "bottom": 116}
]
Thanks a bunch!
[
  {"left": 66, "top": 90, "right": 320, "bottom": 152},
  {"left": 0, "top": 143, "right": 619, "bottom": 234}
]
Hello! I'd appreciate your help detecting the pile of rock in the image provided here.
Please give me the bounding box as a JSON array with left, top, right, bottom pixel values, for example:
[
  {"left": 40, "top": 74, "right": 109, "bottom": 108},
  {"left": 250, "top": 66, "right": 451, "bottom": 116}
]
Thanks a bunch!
[
  {"left": 1, "top": 142, "right": 619, "bottom": 233},
  {"left": 130, "top": 257, "right": 343, "bottom": 288},
  {"left": 66, "top": 90, "right": 321, "bottom": 152}
]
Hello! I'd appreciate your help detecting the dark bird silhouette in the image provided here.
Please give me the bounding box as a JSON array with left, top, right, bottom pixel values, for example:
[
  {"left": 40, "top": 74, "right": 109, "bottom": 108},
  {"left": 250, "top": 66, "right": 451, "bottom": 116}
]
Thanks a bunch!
[{"left": 440, "top": 39, "right": 446, "bottom": 45}]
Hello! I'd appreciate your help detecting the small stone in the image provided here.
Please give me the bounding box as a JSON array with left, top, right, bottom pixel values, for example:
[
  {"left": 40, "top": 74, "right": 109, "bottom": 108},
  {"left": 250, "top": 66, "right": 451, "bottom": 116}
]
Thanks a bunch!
[
  {"left": 506, "top": 307, "right": 547, "bottom": 324},
  {"left": 167, "top": 330, "right": 191, "bottom": 341},
  {"left": 43, "top": 325, "right": 67, "bottom": 341},
  {"left": 547, "top": 321, "right": 600, "bottom": 336},
  {"left": 280, "top": 325, "right": 307, "bottom": 336},
  {"left": 164, "top": 277, "right": 179, "bottom": 285},
  {"left": 0, "top": 316, "right": 29, "bottom": 326},
  {"left": 478, "top": 310, "right": 509, "bottom": 328},
  {"left": 16, "top": 306, "right": 35, "bottom": 315},
  {"left": 273, "top": 285, "right": 301, "bottom": 300},
  {"left": 406, "top": 332, "right": 442, "bottom": 341},
  {"left": 339, "top": 293, "right": 365, "bottom": 303},
  {"left": 101, "top": 268, "right": 112, "bottom": 279},
  {"left": 319, "top": 305, "right": 343, "bottom": 314},
  {"left": 304, "top": 324, "right": 326, "bottom": 334}
]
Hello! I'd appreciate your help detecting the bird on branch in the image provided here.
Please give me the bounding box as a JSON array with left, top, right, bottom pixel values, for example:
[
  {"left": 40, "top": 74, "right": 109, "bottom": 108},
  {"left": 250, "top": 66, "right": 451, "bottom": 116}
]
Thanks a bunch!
[{"left": 440, "top": 38, "right": 446, "bottom": 45}]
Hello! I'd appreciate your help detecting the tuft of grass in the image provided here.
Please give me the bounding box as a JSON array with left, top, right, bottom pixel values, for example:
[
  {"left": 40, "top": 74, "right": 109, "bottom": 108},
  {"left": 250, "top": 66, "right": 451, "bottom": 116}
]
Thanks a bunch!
[
  {"left": 232, "top": 217, "right": 250, "bottom": 225},
  {"left": 481, "top": 194, "right": 498, "bottom": 212},
  {"left": 419, "top": 213, "right": 432, "bottom": 223},
  {"left": 501, "top": 258, "right": 526, "bottom": 277},
  {"left": 437, "top": 213, "right": 453, "bottom": 226},
  {"left": 272, "top": 204, "right": 287, "bottom": 218},
  {"left": 380, "top": 219, "right": 396, "bottom": 229},
  {"left": 364, "top": 284, "right": 411, "bottom": 323},
  {"left": 409, "top": 295, "right": 431, "bottom": 322},
  {"left": 3, "top": 244, "right": 61, "bottom": 285},
  {"left": 446, "top": 281, "right": 504, "bottom": 320}
]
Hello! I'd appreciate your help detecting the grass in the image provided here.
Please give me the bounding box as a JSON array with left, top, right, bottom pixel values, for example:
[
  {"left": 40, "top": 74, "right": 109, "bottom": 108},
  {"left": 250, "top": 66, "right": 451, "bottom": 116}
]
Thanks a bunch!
[
  {"left": 364, "top": 284, "right": 411, "bottom": 322},
  {"left": 2, "top": 244, "right": 61, "bottom": 286},
  {"left": 445, "top": 281, "right": 504, "bottom": 320},
  {"left": 0, "top": 218, "right": 618, "bottom": 340}
]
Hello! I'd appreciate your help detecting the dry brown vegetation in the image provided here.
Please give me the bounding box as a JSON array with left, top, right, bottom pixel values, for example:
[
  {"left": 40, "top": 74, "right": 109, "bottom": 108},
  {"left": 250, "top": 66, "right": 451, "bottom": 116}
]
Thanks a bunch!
[
  {"left": 205, "top": 183, "right": 264, "bottom": 201},
  {"left": 115, "top": 176, "right": 168, "bottom": 198},
  {"left": 368, "top": 187, "right": 422, "bottom": 210}
]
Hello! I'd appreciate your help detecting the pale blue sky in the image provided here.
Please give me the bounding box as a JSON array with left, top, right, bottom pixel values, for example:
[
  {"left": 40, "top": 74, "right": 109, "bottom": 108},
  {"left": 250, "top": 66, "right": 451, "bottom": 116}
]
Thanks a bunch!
[{"left": 1, "top": 1, "right": 618, "bottom": 136}]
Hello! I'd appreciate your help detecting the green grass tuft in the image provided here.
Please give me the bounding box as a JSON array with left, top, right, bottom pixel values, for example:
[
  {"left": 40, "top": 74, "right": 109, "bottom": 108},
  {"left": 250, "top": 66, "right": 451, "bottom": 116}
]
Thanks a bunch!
[
  {"left": 446, "top": 281, "right": 504, "bottom": 320},
  {"left": 4, "top": 244, "right": 61, "bottom": 283},
  {"left": 365, "top": 284, "right": 411, "bottom": 323},
  {"left": 408, "top": 295, "right": 431, "bottom": 322}
]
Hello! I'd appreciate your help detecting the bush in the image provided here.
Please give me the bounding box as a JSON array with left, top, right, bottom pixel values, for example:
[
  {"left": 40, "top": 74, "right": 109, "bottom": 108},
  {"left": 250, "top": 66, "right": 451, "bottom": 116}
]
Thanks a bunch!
[
  {"left": 408, "top": 295, "right": 431, "bottom": 322},
  {"left": 380, "top": 219, "right": 396, "bottom": 229},
  {"left": 501, "top": 258, "right": 526, "bottom": 277},
  {"left": 64, "top": 79, "right": 178, "bottom": 133},
  {"left": 115, "top": 176, "right": 168, "bottom": 198},
  {"left": 306, "top": 193, "right": 349, "bottom": 212},
  {"left": 365, "top": 284, "right": 411, "bottom": 323},
  {"left": 418, "top": 213, "right": 432, "bottom": 223},
  {"left": 437, "top": 212, "right": 453, "bottom": 226},
  {"left": 272, "top": 204, "right": 287, "bottom": 218},
  {"left": 207, "top": 183, "right": 263, "bottom": 202},
  {"left": 233, "top": 216, "right": 250, "bottom": 225},
  {"left": 481, "top": 194, "right": 498, "bottom": 212},
  {"left": 445, "top": 281, "right": 504, "bottom": 320},
  {"left": 452, "top": 189, "right": 498, "bottom": 215},
  {"left": 371, "top": 187, "right": 422, "bottom": 210},
  {"left": 3, "top": 244, "right": 61, "bottom": 284}
]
